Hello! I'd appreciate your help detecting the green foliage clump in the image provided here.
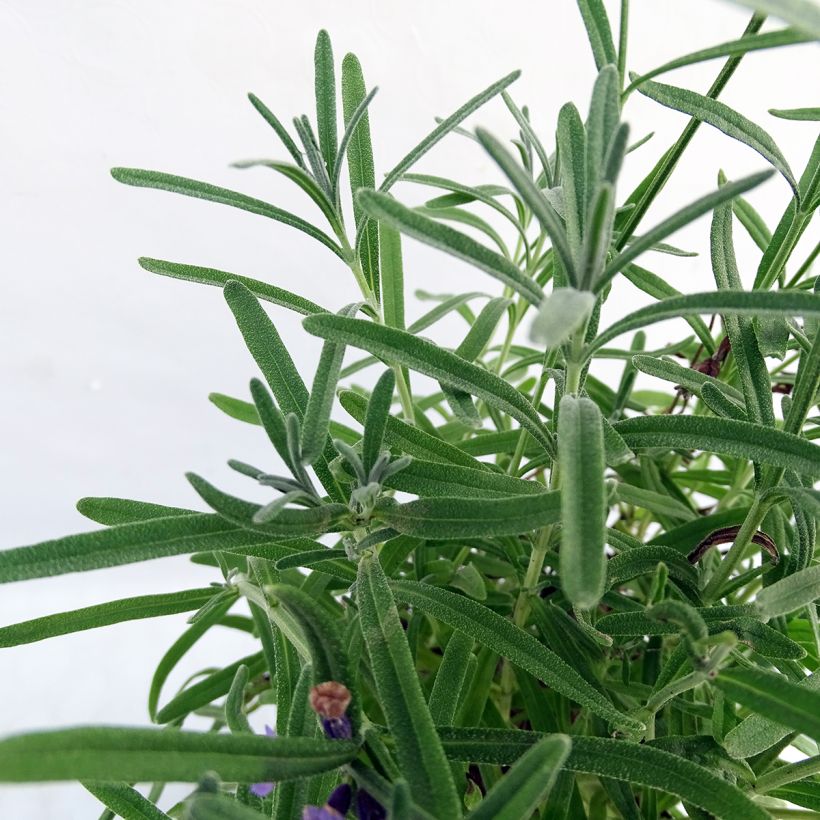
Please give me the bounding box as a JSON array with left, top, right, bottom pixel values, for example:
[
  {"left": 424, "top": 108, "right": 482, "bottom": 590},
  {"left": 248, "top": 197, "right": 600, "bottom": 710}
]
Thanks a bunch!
[{"left": 2, "top": 3, "right": 820, "bottom": 818}]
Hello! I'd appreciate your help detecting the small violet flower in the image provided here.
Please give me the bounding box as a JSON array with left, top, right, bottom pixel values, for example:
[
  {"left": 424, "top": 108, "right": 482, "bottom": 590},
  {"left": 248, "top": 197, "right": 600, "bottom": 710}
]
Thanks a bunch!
[
  {"left": 309, "top": 681, "right": 353, "bottom": 740},
  {"left": 302, "top": 783, "right": 352, "bottom": 820},
  {"left": 355, "top": 788, "right": 387, "bottom": 820},
  {"left": 249, "top": 724, "right": 277, "bottom": 798}
]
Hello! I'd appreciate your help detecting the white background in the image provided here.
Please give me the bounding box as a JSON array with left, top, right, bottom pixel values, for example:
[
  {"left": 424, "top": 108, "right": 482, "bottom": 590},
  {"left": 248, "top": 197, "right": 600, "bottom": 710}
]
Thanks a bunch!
[{"left": 1, "top": 0, "right": 818, "bottom": 815}]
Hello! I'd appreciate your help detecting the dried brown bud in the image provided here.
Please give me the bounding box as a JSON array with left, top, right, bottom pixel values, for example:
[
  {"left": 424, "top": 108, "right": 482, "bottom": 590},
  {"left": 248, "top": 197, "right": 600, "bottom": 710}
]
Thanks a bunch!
[{"left": 309, "top": 681, "right": 351, "bottom": 719}]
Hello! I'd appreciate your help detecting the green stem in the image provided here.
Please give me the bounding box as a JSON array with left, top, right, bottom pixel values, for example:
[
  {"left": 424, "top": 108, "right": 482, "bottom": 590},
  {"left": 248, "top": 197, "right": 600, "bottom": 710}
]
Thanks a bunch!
[
  {"left": 617, "top": 0, "right": 630, "bottom": 90},
  {"left": 702, "top": 496, "right": 768, "bottom": 603},
  {"left": 616, "top": 13, "right": 765, "bottom": 250}
]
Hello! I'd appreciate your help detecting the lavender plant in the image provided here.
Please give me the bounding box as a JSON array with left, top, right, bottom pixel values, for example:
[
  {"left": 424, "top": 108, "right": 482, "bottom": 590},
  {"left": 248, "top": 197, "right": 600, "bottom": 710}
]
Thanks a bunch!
[{"left": 2, "top": 2, "right": 820, "bottom": 818}]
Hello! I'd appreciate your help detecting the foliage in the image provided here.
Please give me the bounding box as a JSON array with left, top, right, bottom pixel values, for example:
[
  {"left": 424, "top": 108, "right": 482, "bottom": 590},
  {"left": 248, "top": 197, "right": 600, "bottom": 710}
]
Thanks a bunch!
[{"left": 3, "top": 4, "right": 820, "bottom": 818}]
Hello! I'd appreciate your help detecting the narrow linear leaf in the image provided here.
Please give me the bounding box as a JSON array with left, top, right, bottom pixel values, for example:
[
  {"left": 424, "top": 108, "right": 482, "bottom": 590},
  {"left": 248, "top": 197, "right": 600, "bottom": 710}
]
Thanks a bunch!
[
  {"left": 301, "top": 303, "right": 360, "bottom": 465},
  {"left": 84, "top": 782, "right": 171, "bottom": 820},
  {"left": 0, "top": 588, "right": 219, "bottom": 647},
  {"left": 304, "top": 314, "right": 554, "bottom": 453},
  {"left": 357, "top": 190, "right": 543, "bottom": 306},
  {"left": 770, "top": 106, "right": 820, "bottom": 121},
  {"left": 342, "top": 52, "right": 380, "bottom": 297},
  {"left": 716, "top": 667, "right": 820, "bottom": 744},
  {"left": 636, "top": 77, "right": 797, "bottom": 194},
  {"left": 614, "top": 414, "right": 820, "bottom": 476},
  {"left": 626, "top": 28, "right": 811, "bottom": 94},
  {"left": 720, "top": 0, "right": 820, "bottom": 38},
  {"left": 381, "top": 71, "right": 520, "bottom": 192},
  {"left": 0, "top": 515, "right": 273, "bottom": 584},
  {"left": 358, "top": 555, "right": 460, "bottom": 817},
  {"left": 224, "top": 281, "right": 344, "bottom": 501},
  {"left": 76, "top": 497, "right": 197, "bottom": 526},
  {"left": 576, "top": 0, "right": 618, "bottom": 70},
  {"left": 601, "top": 171, "right": 775, "bottom": 289},
  {"left": 376, "top": 492, "right": 561, "bottom": 539},
  {"left": 559, "top": 396, "right": 607, "bottom": 610},
  {"left": 0, "top": 728, "right": 358, "bottom": 784},
  {"left": 466, "top": 734, "right": 571, "bottom": 820},
  {"left": 314, "top": 30, "right": 338, "bottom": 176},
  {"left": 438, "top": 728, "right": 770, "bottom": 820},
  {"left": 475, "top": 128, "right": 577, "bottom": 284},
  {"left": 757, "top": 564, "right": 820, "bottom": 620},
  {"left": 110, "top": 168, "right": 342, "bottom": 257},
  {"left": 247, "top": 93, "right": 305, "bottom": 168},
  {"left": 138, "top": 258, "right": 325, "bottom": 316},
  {"left": 589, "top": 289, "right": 820, "bottom": 354},
  {"left": 390, "top": 581, "right": 644, "bottom": 733},
  {"left": 428, "top": 631, "right": 475, "bottom": 725},
  {"left": 339, "top": 389, "right": 483, "bottom": 469}
]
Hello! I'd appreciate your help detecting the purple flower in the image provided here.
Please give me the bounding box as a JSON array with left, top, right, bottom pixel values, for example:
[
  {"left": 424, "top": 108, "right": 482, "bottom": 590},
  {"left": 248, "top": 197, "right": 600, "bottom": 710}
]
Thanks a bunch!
[
  {"left": 356, "top": 789, "right": 387, "bottom": 820},
  {"left": 321, "top": 715, "right": 353, "bottom": 740},
  {"left": 301, "top": 783, "right": 352, "bottom": 819},
  {"left": 250, "top": 724, "right": 276, "bottom": 798},
  {"left": 309, "top": 681, "right": 353, "bottom": 739},
  {"left": 302, "top": 807, "right": 344, "bottom": 820}
]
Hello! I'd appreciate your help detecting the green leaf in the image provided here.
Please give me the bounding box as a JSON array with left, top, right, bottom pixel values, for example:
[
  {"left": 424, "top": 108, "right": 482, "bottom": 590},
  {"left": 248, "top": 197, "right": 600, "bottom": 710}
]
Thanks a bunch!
[
  {"left": 303, "top": 314, "right": 554, "bottom": 453},
  {"left": 384, "top": 457, "right": 545, "bottom": 500},
  {"left": 531, "top": 289, "right": 597, "bottom": 349},
  {"left": 76, "top": 497, "right": 197, "bottom": 526},
  {"left": 301, "top": 303, "right": 360, "bottom": 465},
  {"left": 578, "top": 183, "right": 615, "bottom": 288},
  {"left": 357, "top": 555, "right": 460, "bottom": 817},
  {"left": 466, "top": 734, "right": 571, "bottom": 820},
  {"left": 589, "top": 288, "right": 820, "bottom": 354},
  {"left": 149, "top": 594, "right": 236, "bottom": 722},
  {"left": 438, "top": 728, "right": 771, "bottom": 820},
  {"left": 138, "top": 258, "right": 325, "bottom": 316},
  {"left": 720, "top": 0, "right": 820, "bottom": 38},
  {"left": 339, "top": 389, "right": 483, "bottom": 468},
  {"left": 379, "top": 223, "right": 405, "bottom": 329},
  {"left": 428, "top": 631, "right": 475, "bottom": 725},
  {"left": 632, "top": 354, "right": 744, "bottom": 405},
  {"left": 716, "top": 667, "right": 820, "bottom": 744},
  {"left": 156, "top": 652, "right": 266, "bottom": 724},
  {"left": 757, "top": 564, "right": 820, "bottom": 620},
  {"left": 770, "top": 106, "right": 820, "bottom": 121},
  {"left": 557, "top": 103, "right": 588, "bottom": 259},
  {"left": 0, "top": 727, "right": 358, "bottom": 783},
  {"left": 84, "top": 782, "right": 171, "bottom": 820},
  {"left": 268, "top": 584, "right": 354, "bottom": 707},
  {"left": 475, "top": 128, "right": 577, "bottom": 283},
  {"left": 586, "top": 67, "right": 621, "bottom": 198},
  {"left": 601, "top": 170, "right": 775, "bottom": 289},
  {"left": 0, "top": 587, "right": 218, "bottom": 648},
  {"left": 0, "top": 514, "right": 272, "bottom": 583},
  {"left": 247, "top": 93, "right": 305, "bottom": 168},
  {"left": 636, "top": 77, "right": 797, "bottom": 195},
  {"left": 356, "top": 190, "right": 544, "bottom": 306},
  {"left": 186, "top": 473, "right": 349, "bottom": 536},
  {"left": 622, "top": 265, "right": 716, "bottom": 353},
  {"left": 724, "top": 670, "right": 820, "bottom": 758},
  {"left": 380, "top": 70, "right": 520, "bottom": 192},
  {"left": 314, "top": 30, "right": 338, "bottom": 176},
  {"left": 209, "top": 392, "right": 261, "bottom": 426},
  {"left": 110, "top": 168, "right": 342, "bottom": 257},
  {"left": 626, "top": 28, "right": 811, "bottom": 94},
  {"left": 558, "top": 396, "right": 607, "bottom": 610},
  {"left": 362, "top": 369, "right": 396, "bottom": 474},
  {"left": 224, "top": 281, "right": 344, "bottom": 501},
  {"left": 186, "top": 791, "right": 272, "bottom": 819},
  {"left": 231, "top": 159, "right": 341, "bottom": 233},
  {"left": 576, "top": 0, "right": 618, "bottom": 70},
  {"left": 376, "top": 492, "right": 561, "bottom": 539},
  {"left": 613, "top": 415, "right": 820, "bottom": 477},
  {"left": 390, "top": 581, "right": 644, "bottom": 733},
  {"left": 342, "top": 52, "right": 380, "bottom": 298}
]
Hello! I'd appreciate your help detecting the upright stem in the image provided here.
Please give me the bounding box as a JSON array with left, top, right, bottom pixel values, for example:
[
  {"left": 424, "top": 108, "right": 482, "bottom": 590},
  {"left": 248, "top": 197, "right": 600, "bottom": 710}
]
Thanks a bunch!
[{"left": 617, "top": 0, "right": 630, "bottom": 90}]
